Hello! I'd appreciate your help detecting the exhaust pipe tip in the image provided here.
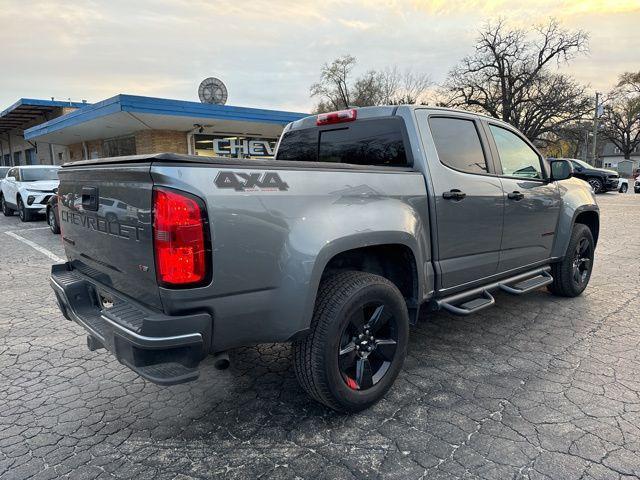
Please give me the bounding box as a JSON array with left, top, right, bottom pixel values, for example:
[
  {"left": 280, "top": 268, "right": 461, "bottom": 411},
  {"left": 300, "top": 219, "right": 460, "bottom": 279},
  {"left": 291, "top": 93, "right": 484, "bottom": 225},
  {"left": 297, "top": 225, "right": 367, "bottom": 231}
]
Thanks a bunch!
[{"left": 213, "top": 352, "right": 230, "bottom": 370}]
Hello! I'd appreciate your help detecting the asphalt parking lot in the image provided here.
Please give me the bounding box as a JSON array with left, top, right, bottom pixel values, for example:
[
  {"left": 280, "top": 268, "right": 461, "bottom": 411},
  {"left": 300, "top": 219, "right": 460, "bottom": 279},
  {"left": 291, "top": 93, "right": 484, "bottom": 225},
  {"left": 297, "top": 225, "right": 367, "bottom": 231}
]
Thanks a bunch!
[{"left": 1, "top": 193, "right": 639, "bottom": 480}]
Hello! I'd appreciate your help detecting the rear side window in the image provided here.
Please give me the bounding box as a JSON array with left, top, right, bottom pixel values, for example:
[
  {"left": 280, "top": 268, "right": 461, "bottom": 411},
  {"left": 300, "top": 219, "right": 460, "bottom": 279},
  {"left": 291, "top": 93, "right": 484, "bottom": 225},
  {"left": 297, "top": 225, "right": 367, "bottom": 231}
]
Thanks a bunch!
[
  {"left": 429, "top": 117, "right": 488, "bottom": 174},
  {"left": 276, "top": 118, "right": 409, "bottom": 167},
  {"left": 276, "top": 129, "right": 317, "bottom": 162}
]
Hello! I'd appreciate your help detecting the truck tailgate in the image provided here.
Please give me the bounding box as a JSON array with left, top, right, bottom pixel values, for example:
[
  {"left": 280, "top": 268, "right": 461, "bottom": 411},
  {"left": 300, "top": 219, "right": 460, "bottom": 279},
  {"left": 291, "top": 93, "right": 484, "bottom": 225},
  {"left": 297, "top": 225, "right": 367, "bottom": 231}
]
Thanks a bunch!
[{"left": 57, "top": 163, "right": 162, "bottom": 310}]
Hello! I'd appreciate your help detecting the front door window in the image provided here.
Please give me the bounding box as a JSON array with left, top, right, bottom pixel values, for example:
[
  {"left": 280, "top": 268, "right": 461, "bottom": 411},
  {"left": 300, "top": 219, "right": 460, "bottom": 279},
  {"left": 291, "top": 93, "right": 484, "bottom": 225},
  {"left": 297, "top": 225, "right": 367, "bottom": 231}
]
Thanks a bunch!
[{"left": 489, "top": 125, "right": 544, "bottom": 179}]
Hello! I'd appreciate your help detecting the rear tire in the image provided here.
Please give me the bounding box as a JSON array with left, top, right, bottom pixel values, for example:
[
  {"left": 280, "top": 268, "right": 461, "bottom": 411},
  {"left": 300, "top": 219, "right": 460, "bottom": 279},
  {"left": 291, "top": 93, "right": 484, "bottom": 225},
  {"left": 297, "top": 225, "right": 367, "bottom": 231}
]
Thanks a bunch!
[
  {"left": 619, "top": 183, "right": 628, "bottom": 193},
  {"left": 1, "top": 196, "right": 13, "bottom": 216},
  {"left": 548, "top": 224, "right": 594, "bottom": 297},
  {"left": 18, "top": 197, "right": 33, "bottom": 222},
  {"left": 293, "top": 271, "right": 409, "bottom": 413}
]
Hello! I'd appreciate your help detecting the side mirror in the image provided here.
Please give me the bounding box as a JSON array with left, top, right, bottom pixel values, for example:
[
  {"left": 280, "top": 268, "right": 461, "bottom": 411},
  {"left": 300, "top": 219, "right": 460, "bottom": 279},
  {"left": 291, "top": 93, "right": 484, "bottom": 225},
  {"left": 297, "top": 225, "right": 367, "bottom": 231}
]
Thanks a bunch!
[
  {"left": 549, "top": 159, "right": 573, "bottom": 182},
  {"left": 6, "top": 176, "right": 16, "bottom": 182}
]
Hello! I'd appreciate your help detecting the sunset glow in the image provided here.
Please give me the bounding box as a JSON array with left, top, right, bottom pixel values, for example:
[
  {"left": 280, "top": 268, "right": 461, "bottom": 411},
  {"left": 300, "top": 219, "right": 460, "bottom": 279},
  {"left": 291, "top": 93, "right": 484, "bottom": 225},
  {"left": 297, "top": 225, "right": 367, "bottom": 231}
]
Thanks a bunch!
[{"left": 0, "top": 0, "right": 638, "bottom": 111}]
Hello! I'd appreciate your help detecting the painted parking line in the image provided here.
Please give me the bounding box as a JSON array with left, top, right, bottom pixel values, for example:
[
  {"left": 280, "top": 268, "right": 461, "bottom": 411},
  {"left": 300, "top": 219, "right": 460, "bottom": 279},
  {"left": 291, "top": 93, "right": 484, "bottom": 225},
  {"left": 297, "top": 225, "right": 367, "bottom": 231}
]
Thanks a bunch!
[
  {"left": 5, "top": 230, "right": 64, "bottom": 263},
  {"left": 598, "top": 203, "right": 639, "bottom": 207}
]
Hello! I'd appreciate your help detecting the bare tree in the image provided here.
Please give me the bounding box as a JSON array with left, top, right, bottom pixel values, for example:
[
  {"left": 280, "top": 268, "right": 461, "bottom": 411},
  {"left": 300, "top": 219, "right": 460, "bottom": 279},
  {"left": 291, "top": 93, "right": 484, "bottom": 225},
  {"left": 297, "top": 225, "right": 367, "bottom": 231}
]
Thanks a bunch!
[
  {"left": 601, "top": 86, "right": 640, "bottom": 160},
  {"left": 617, "top": 71, "right": 640, "bottom": 94},
  {"left": 311, "top": 56, "right": 431, "bottom": 113},
  {"left": 441, "top": 19, "right": 592, "bottom": 142},
  {"left": 380, "top": 67, "right": 432, "bottom": 104},
  {"left": 540, "top": 121, "right": 591, "bottom": 159},
  {"left": 310, "top": 55, "right": 357, "bottom": 111}
]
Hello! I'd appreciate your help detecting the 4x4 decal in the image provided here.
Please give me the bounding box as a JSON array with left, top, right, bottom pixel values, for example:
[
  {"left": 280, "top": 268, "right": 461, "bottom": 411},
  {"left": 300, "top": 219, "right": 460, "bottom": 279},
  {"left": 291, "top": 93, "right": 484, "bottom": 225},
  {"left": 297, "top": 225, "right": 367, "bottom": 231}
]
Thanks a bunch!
[{"left": 214, "top": 171, "right": 289, "bottom": 192}]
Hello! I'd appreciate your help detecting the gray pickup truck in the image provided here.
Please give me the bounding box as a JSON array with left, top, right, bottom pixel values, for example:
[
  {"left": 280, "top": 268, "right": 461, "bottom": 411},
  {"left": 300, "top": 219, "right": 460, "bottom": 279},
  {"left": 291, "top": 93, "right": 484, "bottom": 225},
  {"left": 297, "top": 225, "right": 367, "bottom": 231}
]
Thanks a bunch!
[{"left": 50, "top": 106, "right": 599, "bottom": 412}]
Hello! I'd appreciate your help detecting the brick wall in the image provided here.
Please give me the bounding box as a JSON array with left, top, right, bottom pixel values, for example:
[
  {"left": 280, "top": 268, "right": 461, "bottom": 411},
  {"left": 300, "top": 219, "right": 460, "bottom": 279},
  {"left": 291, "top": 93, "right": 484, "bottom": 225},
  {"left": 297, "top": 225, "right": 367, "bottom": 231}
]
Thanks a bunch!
[
  {"left": 135, "top": 130, "right": 188, "bottom": 155},
  {"left": 67, "top": 130, "right": 188, "bottom": 161}
]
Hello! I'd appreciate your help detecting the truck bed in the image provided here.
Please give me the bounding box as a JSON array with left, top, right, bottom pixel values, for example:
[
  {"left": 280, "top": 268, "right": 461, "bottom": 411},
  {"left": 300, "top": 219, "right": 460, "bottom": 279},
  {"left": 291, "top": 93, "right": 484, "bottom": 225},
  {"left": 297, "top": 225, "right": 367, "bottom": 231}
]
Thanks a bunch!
[{"left": 56, "top": 152, "right": 429, "bottom": 352}]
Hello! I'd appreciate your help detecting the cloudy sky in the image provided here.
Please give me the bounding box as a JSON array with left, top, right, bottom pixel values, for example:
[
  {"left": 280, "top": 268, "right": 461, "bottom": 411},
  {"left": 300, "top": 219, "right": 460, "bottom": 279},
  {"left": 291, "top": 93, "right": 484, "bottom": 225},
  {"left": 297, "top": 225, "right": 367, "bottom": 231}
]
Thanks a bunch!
[{"left": 1, "top": 0, "right": 638, "bottom": 113}]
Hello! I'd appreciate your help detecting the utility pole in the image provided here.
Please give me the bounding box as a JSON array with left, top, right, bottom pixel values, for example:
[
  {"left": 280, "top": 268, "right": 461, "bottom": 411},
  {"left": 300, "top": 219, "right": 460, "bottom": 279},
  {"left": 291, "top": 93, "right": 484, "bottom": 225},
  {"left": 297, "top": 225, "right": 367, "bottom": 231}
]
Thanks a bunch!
[{"left": 590, "top": 92, "right": 600, "bottom": 166}]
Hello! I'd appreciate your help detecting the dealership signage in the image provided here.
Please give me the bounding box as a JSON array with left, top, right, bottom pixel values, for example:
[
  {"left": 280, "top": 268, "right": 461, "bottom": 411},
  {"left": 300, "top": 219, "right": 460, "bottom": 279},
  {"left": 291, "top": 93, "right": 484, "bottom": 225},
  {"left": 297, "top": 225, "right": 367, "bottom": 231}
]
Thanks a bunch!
[{"left": 195, "top": 135, "right": 277, "bottom": 158}]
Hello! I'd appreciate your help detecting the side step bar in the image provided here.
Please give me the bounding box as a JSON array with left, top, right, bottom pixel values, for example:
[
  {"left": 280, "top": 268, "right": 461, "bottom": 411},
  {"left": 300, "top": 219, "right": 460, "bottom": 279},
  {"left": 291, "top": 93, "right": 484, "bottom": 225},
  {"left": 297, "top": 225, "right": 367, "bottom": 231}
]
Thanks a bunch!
[
  {"left": 437, "top": 267, "right": 552, "bottom": 316},
  {"left": 499, "top": 270, "right": 553, "bottom": 295}
]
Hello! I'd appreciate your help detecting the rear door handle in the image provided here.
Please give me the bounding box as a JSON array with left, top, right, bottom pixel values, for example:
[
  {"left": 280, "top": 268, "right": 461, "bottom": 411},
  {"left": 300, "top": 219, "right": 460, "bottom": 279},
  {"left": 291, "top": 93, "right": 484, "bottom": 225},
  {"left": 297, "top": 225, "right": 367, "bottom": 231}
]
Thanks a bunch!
[
  {"left": 507, "top": 191, "right": 524, "bottom": 201},
  {"left": 442, "top": 189, "right": 466, "bottom": 201}
]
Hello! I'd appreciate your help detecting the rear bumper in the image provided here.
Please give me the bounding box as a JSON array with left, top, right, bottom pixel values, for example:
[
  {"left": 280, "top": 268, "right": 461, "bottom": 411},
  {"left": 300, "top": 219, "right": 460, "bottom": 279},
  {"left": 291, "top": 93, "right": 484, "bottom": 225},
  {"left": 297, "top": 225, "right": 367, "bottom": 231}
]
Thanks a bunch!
[{"left": 50, "top": 263, "right": 212, "bottom": 385}]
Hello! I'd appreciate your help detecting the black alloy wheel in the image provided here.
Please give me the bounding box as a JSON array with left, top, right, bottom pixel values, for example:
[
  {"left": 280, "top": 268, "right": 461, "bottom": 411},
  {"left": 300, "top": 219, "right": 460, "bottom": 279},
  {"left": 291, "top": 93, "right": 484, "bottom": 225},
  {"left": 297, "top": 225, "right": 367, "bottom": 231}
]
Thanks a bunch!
[
  {"left": 588, "top": 178, "right": 603, "bottom": 193},
  {"left": 293, "top": 271, "right": 409, "bottom": 412},
  {"left": 18, "top": 198, "right": 26, "bottom": 221},
  {"left": 338, "top": 303, "right": 398, "bottom": 391},
  {"left": 548, "top": 224, "right": 595, "bottom": 298},
  {"left": 571, "top": 237, "right": 593, "bottom": 289}
]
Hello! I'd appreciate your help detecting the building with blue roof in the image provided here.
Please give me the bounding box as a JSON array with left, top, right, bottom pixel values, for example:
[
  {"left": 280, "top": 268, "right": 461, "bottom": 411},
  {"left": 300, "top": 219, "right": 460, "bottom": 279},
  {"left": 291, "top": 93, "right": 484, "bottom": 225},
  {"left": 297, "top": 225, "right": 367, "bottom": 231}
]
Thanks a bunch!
[
  {"left": 17, "top": 94, "right": 307, "bottom": 163},
  {"left": 0, "top": 98, "right": 90, "bottom": 166}
]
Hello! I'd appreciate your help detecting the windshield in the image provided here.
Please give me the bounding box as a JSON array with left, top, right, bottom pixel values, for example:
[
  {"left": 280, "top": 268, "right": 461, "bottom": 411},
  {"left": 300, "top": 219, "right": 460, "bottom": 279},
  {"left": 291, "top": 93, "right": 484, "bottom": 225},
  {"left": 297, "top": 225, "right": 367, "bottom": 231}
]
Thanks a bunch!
[
  {"left": 571, "top": 159, "right": 591, "bottom": 170},
  {"left": 0, "top": 167, "right": 9, "bottom": 178},
  {"left": 21, "top": 168, "right": 59, "bottom": 182}
]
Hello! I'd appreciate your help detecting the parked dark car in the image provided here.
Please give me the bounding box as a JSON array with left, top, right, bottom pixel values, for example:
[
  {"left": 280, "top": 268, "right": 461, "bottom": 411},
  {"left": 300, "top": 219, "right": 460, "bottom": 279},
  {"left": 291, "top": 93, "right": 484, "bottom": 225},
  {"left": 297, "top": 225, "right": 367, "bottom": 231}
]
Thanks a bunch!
[
  {"left": 550, "top": 158, "right": 620, "bottom": 193},
  {"left": 46, "top": 192, "right": 60, "bottom": 234}
]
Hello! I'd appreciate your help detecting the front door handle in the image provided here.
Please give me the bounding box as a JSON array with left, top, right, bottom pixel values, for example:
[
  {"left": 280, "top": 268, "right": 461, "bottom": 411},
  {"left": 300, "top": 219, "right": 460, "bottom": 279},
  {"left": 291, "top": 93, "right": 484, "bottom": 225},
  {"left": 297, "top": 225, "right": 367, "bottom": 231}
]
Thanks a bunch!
[
  {"left": 507, "top": 191, "right": 525, "bottom": 201},
  {"left": 443, "top": 189, "right": 466, "bottom": 201}
]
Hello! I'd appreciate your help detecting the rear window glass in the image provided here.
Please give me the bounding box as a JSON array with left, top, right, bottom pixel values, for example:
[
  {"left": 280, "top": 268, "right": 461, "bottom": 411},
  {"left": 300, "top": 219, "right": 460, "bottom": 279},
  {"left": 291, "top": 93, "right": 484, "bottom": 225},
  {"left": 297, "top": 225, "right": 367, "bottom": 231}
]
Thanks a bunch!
[
  {"left": 276, "top": 128, "right": 317, "bottom": 162},
  {"left": 276, "top": 118, "right": 409, "bottom": 167},
  {"left": 429, "top": 117, "right": 488, "bottom": 174}
]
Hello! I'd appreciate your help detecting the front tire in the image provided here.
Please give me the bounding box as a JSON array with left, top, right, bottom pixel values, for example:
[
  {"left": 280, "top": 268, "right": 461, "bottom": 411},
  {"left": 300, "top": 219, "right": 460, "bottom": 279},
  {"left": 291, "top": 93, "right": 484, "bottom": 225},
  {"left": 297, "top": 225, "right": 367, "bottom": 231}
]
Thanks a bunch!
[
  {"left": 18, "top": 197, "right": 33, "bottom": 222},
  {"left": 293, "top": 271, "right": 409, "bottom": 413},
  {"left": 619, "top": 183, "right": 628, "bottom": 194},
  {"left": 1, "top": 196, "right": 14, "bottom": 217},
  {"left": 588, "top": 178, "right": 603, "bottom": 194},
  {"left": 48, "top": 207, "right": 60, "bottom": 234},
  {"left": 548, "top": 224, "right": 595, "bottom": 297}
]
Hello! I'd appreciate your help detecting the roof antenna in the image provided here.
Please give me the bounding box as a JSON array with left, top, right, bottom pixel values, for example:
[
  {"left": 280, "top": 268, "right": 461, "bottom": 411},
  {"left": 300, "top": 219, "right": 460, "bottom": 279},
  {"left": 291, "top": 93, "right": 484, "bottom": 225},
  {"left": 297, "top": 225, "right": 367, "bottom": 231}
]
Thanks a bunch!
[{"left": 51, "top": 97, "right": 54, "bottom": 101}]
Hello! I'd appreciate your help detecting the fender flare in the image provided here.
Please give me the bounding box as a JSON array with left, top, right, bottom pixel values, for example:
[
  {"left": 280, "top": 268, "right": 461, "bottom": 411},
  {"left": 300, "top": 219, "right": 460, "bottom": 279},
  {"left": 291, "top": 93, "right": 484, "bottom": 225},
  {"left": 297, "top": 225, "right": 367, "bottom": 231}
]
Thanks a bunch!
[
  {"left": 298, "top": 231, "right": 425, "bottom": 332},
  {"left": 552, "top": 204, "right": 599, "bottom": 260}
]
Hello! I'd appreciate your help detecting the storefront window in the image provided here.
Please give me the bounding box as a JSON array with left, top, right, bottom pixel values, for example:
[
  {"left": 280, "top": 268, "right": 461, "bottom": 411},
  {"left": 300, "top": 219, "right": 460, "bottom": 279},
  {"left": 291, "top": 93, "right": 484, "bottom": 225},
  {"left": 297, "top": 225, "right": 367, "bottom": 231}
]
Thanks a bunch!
[
  {"left": 194, "top": 134, "right": 278, "bottom": 159},
  {"left": 103, "top": 136, "right": 136, "bottom": 158}
]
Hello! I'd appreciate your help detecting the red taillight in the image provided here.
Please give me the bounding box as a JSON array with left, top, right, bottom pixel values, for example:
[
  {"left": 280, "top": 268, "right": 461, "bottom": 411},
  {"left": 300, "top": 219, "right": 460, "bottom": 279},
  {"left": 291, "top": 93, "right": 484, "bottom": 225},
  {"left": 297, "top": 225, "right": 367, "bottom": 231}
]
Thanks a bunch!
[
  {"left": 316, "top": 108, "right": 357, "bottom": 126},
  {"left": 153, "top": 187, "right": 209, "bottom": 287}
]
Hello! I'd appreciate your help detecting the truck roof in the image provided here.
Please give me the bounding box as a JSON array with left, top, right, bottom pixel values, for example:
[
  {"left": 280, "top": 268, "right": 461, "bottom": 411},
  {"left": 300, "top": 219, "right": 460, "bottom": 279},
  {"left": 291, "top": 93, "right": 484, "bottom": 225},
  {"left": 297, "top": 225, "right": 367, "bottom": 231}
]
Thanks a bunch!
[{"left": 286, "top": 105, "right": 502, "bottom": 131}]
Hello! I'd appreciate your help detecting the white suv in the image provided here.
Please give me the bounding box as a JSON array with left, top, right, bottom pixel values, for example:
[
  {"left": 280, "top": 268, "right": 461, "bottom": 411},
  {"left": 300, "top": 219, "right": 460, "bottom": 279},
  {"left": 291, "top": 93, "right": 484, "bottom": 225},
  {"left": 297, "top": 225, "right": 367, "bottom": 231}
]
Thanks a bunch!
[{"left": 1, "top": 165, "right": 60, "bottom": 222}]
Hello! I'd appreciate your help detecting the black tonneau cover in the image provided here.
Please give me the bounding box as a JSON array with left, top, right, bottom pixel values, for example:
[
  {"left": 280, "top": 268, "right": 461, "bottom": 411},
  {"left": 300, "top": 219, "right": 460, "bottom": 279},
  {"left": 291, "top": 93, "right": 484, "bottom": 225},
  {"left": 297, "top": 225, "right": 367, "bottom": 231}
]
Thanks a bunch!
[{"left": 62, "top": 152, "right": 413, "bottom": 172}]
